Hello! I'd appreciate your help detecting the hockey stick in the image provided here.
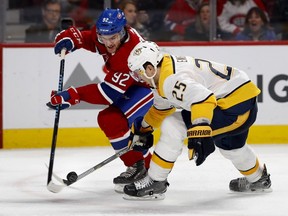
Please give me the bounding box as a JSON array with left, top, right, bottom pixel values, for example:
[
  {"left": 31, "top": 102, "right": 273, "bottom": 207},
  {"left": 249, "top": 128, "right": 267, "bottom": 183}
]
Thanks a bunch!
[
  {"left": 47, "top": 49, "right": 66, "bottom": 192},
  {"left": 47, "top": 143, "right": 134, "bottom": 193}
]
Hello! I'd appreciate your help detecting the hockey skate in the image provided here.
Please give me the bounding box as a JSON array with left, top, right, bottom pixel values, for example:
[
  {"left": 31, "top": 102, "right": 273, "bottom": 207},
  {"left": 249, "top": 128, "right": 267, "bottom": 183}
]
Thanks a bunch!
[
  {"left": 113, "top": 159, "right": 147, "bottom": 193},
  {"left": 123, "top": 175, "right": 169, "bottom": 200},
  {"left": 229, "top": 164, "right": 272, "bottom": 192}
]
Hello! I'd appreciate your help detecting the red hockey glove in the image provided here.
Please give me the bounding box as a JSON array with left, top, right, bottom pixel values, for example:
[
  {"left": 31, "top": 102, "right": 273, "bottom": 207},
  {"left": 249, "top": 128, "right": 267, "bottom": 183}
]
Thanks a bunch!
[
  {"left": 187, "top": 123, "right": 215, "bottom": 166},
  {"left": 54, "top": 26, "right": 83, "bottom": 54},
  {"left": 47, "top": 86, "right": 80, "bottom": 110}
]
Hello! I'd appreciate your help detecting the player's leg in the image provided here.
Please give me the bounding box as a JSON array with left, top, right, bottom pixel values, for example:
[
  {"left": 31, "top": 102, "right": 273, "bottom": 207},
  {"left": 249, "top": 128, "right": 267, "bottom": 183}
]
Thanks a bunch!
[
  {"left": 124, "top": 112, "right": 186, "bottom": 200},
  {"left": 217, "top": 133, "right": 271, "bottom": 192},
  {"left": 213, "top": 102, "right": 271, "bottom": 192},
  {"left": 98, "top": 105, "right": 148, "bottom": 192},
  {"left": 116, "top": 85, "right": 154, "bottom": 169},
  {"left": 98, "top": 85, "right": 153, "bottom": 192}
]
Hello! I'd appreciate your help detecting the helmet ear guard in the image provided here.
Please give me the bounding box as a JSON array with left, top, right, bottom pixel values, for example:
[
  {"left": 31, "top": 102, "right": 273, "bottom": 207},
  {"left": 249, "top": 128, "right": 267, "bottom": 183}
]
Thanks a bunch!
[{"left": 96, "top": 8, "right": 127, "bottom": 36}]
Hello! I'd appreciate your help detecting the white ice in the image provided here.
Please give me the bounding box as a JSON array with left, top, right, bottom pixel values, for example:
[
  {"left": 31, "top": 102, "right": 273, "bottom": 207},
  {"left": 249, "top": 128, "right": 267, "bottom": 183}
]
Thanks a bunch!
[{"left": 1, "top": 144, "right": 287, "bottom": 216}]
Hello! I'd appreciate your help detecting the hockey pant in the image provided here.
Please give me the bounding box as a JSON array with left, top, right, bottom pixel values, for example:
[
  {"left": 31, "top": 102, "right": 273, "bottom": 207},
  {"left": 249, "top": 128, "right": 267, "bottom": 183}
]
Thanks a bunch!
[{"left": 98, "top": 85, "right": 153, "bottom": 169}]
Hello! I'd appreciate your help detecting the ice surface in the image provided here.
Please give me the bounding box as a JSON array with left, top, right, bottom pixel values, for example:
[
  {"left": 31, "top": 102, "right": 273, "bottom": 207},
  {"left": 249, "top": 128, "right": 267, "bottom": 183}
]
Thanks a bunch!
[{"left": 1, "top": 144, "right": 287, "bottom": 216}]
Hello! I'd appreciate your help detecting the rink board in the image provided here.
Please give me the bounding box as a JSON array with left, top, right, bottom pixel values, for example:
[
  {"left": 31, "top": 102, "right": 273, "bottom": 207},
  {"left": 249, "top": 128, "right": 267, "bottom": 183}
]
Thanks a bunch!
[
  {"left": 3, "top": 125, "right": 288, "bottom": 148},
  {"left": 1, "top": 43, "right": 288, "bottom": 148}
]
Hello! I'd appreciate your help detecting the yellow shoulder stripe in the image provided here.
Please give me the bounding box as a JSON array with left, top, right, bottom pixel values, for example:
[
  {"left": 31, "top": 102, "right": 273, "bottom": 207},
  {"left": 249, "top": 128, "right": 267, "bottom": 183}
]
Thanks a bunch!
[{"left": 157, "top": 54, "right": 174, "bottom": 98}]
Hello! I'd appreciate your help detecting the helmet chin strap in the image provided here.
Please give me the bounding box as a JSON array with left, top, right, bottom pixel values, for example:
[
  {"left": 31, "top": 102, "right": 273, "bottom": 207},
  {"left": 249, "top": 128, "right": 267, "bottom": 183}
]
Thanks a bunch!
[
  {"left": 144, "top": 66, "right": 157, "bottom": 88},
  {"left": 148, "top": 78, "right": 156, "bottom": 89}
]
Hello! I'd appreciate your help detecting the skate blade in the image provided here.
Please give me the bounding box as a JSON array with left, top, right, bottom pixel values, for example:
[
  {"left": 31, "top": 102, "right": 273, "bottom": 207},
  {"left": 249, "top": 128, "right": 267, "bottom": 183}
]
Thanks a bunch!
[
  {"left": 114, "top": 184, "right": 125, "bottom": 194},
  {"left": 230, "top": 187, "right": 273, "bottom": 193},
  {"left": 122, "top": 193, "right": 165, "bottom": 201}
]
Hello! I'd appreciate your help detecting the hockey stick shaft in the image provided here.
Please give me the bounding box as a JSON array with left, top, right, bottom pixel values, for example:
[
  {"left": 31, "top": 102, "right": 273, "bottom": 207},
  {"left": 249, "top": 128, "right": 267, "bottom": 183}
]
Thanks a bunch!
[
  {"left": 47, "top": 145, "right": 132, "bottom": 193},
  {"left": 65, "top": 145, "right": 131, "bottom": 185},
  {"left": 47, "top": 138, "right": 140, "bottom": 193},
  {"left": 47, "top": 49, "right": 66, "bottom": 185}
]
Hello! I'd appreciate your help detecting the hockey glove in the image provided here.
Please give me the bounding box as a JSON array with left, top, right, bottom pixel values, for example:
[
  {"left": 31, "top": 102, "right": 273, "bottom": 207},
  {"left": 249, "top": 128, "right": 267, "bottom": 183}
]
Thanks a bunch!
[
  {"left": 130, "top": 116, "right": 154, "bottom": 151},
  {"left": 187, "top": 123, "right": 215, "bottom": 166},
  {"left": 47, "top": 86, "right": 80, "bottom": 110},
  {"left": 54, "top": 26, "right": 83, "bottom": 54}
]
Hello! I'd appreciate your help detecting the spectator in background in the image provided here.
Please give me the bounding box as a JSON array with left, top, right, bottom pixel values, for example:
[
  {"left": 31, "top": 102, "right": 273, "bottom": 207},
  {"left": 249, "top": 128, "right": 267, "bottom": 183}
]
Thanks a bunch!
[
  {"left": 164, "top": 0, "right": 207, "bottom": 41},
  {"left": 185, "top": 2, "right": 228, "bottom": 41},
  {"left": 217, "top": 0, "right": 267, "bottom": 40},
  {"left": 135, "top": 0, "right": 174, "bottom": 41},
  {"left": 262, "top": 0, "right": 288, "bottom": 40},
  {"left": 118, "top": 0, "right": 150, "bottom": 40},
  {"left": 25, "top": 0, "right": 61, "bottom": 43},
  {"left": 235, "top": 7, "right": 276, "bottom": 41},
  {"left": 60, "top": 0, "right": 103, "bottom": 30},
  {"left": 12, "top": 0, "right": 44, "bottom": 23}
]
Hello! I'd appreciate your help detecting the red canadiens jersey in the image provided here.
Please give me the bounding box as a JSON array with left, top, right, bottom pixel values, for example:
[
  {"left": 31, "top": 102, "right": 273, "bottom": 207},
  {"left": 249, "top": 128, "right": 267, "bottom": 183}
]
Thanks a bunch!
[
  {"left": 217, "top": 0, "right": 267, "bottom": 34},
  {"left": 75, "top": 26, "right": 145, "bottom": 105}
]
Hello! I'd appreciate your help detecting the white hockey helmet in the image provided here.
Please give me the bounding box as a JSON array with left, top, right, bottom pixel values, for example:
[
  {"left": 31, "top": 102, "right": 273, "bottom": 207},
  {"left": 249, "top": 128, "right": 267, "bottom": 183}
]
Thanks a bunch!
[{"left": 128, "top": 40, "right": 163, "bottom": 83}]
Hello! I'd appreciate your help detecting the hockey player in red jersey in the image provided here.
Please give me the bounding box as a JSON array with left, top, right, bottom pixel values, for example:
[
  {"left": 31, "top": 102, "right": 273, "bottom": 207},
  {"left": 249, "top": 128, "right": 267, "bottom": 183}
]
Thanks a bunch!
[{"left": 49, "top": 8, "right": 154, "bottom": 192}]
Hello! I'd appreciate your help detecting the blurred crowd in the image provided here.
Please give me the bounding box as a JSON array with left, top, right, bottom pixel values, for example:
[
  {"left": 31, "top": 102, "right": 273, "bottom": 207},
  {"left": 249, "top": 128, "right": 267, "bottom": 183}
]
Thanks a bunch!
[{"left": 7, "top": 0, "right": 288, "bottom": 42}]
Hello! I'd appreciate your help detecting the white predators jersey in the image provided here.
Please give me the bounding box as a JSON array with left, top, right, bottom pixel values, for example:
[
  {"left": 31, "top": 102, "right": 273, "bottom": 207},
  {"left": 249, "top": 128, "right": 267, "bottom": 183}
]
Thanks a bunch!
[{"left": 144, "top": 54, "right": 260, "bottom": 127}]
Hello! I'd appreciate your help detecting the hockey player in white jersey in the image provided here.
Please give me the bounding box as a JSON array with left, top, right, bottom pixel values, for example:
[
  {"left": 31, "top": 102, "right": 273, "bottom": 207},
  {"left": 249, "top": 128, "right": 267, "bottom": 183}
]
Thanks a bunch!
[{"left": 123, "top": 41, "right": 272, "bottom": 200}]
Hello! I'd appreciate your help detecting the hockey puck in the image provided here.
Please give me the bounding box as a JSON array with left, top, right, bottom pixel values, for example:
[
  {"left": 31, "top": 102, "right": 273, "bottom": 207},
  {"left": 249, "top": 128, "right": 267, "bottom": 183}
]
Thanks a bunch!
[{"left": 66, "top": 171, "right": 78, "bottom": 183}]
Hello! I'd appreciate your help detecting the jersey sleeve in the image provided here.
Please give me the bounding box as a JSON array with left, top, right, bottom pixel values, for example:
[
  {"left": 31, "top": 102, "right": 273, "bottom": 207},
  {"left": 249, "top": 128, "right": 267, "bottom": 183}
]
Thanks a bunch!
[
  {"left": 75, "top": 83, "right": 112, "bottom": 105},
  {"left": 76, "top": 82, "right": 127, "bottom": 105},
  {"left": 144, "top": 106, "right": 176, "bottom": 129},
  {"left": 190, "top": 94, "right": 217, "bottom": 124},
  {"left": 79, "top": 29, "right": 97, "bottom": 53},
  {"left": 143, "top": 90, "right": 176, "bottom": 128}
]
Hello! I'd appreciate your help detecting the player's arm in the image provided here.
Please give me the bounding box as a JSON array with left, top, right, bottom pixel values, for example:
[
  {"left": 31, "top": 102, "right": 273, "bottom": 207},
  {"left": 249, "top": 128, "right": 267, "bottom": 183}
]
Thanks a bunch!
[
  {"left": 79, "top": 26, "right": 98, "bottom": 52},
  {"left": 166, "top": 75, "right": 217, "bottom": 165},
  {"left": 49, "top": 81, "right": 130, "bottom": 109},
  {"left": 48, "top": 84, "right": 109, "bottom": 109},
  {"left": 140, "top": 90, "right": 176, "bottom": 129},
  {"left": 144, "top": 106, "right": 176, "bottom": 129},
  {"left": 187, "top": 94, "right": 217, "bottom": 166},
  {"left": 49, "top": 70, "right": 136, "bottom": 108},
  {"left": 76, "top": 77, "right": 134, "bottom": 105},
  {"left": 163, "top": 73, "right": 217, "bottom": 166},
  {"left": 54, "top": 26, "right": 97, "bottom": 55},
  {"left": 190, "top": 93, "right": 216, "bottom": 125}
]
